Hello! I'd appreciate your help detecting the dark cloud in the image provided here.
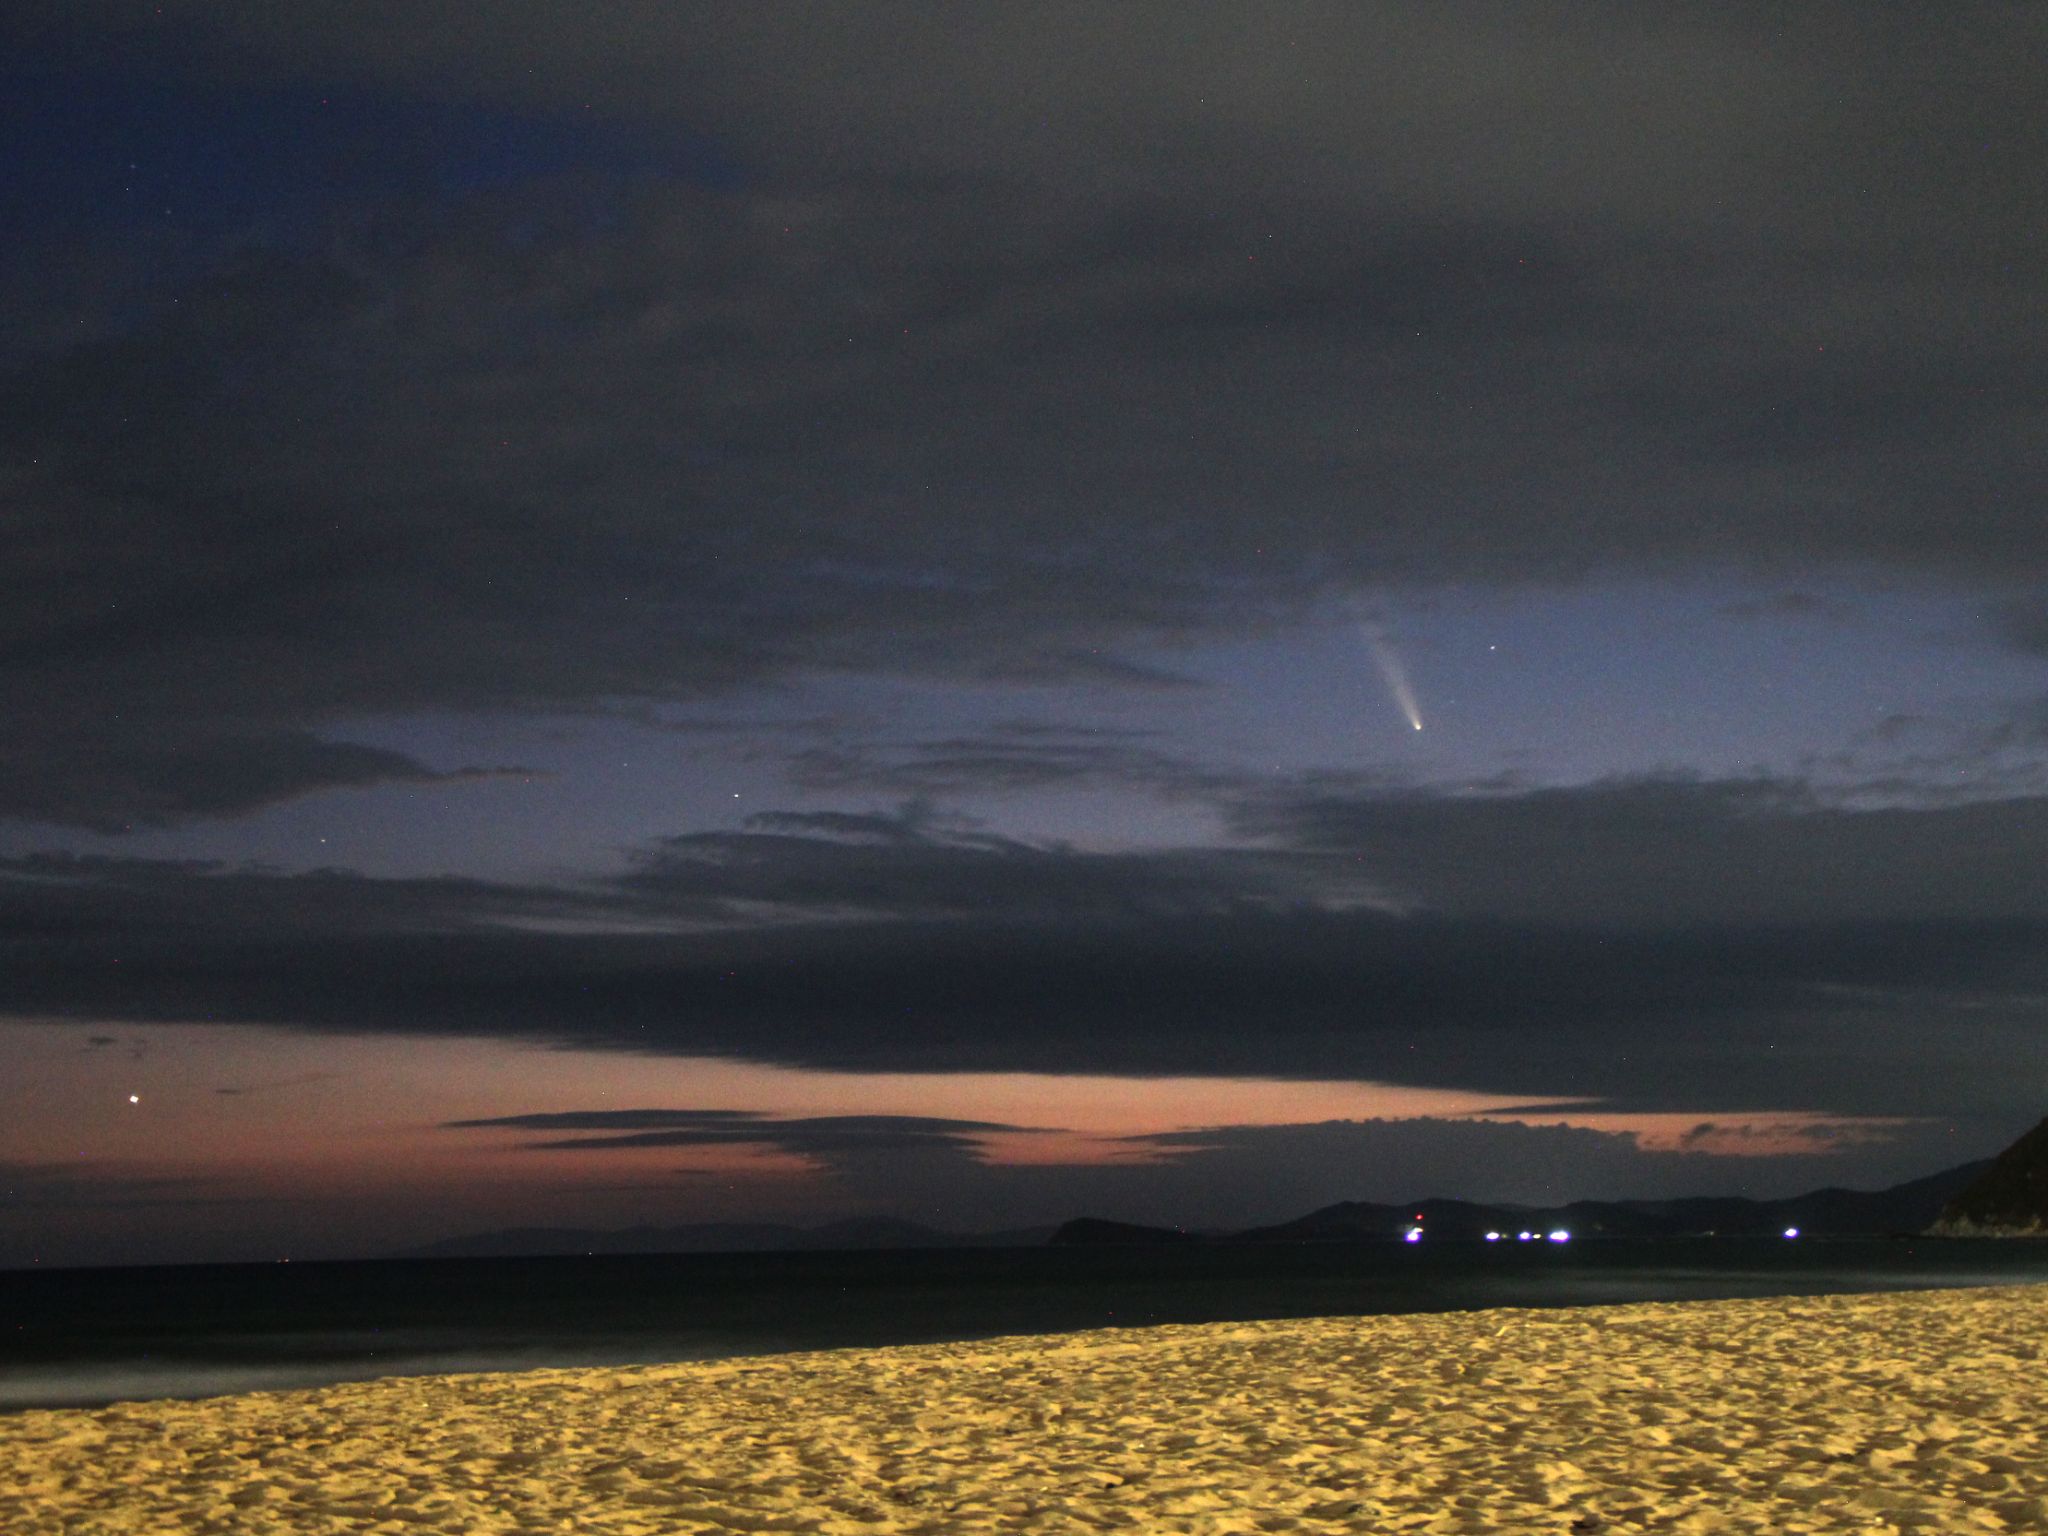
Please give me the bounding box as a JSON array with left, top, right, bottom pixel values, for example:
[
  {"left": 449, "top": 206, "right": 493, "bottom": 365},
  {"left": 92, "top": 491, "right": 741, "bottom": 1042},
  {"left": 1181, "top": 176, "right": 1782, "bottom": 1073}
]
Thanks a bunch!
[
  {"left": 1, "top": 9, "right": 2043, "bottom": 828},
  {"left": 1097, "top": 1117, "right": 1975, "bottom": 1213},
  {"left": 212, "top": 1072, "right": 338, "bottom": 1098},
  {"left": 447, "top": 1109, "right": 1044, "bottom": 1164},
  {"left": 1227, "top": 774, "right": 2048, "bottom": 926},
  {"left": 618, "top": 801, "right": 1368, "bottom": 923},
  {"left": 1790, "top": 707, "right": 2048, "bottom": 807},
  {"left": 450, "top": 1109, "right": 783, "bottom": 1130},
  {"left": 785, "top": 724, "right": 1232, "bottom": 800},
  {"left": 0, "top": 727, "right": 518, "bottom": 833},
  {"left": 3, "top": 778, "right": 2047, "bottom": 1129},
  {"left": 0, "top": 851, "right": 598, "bottom": 939},
  {"left": 21, "top": 6, "right": 2034, "bottom": 269}
]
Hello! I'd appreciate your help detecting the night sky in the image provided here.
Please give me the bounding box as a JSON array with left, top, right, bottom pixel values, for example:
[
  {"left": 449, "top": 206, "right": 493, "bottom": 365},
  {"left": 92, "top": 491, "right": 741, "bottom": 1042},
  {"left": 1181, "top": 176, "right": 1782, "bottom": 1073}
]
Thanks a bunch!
[{"left": 5, "top": 6, "right": 2047, "bottom": 1267}]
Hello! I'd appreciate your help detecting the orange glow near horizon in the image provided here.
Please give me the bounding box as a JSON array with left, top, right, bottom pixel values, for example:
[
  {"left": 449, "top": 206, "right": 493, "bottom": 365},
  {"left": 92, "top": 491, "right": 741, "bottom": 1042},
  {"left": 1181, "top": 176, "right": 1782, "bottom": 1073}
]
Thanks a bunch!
[
  {"left": 0, "top": 1020, "right": 1912, "bottom": 1238},
  {"left": 1501, "top": 1109, "right": 1916, "bottom": 1157}
]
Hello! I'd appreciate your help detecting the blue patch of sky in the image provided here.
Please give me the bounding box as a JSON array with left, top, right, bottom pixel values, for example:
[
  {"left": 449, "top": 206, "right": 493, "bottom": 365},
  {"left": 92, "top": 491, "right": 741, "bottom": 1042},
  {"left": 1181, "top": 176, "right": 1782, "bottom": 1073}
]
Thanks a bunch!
[
  {"left": 11, "top": 577, "right": 2035, "bottom": 883},
  {"left": 1, "top": 59, "right": 739, "bottom": 254},
  {"left": 1159, "top": 578, "right": 2044, "bottom": 790}
]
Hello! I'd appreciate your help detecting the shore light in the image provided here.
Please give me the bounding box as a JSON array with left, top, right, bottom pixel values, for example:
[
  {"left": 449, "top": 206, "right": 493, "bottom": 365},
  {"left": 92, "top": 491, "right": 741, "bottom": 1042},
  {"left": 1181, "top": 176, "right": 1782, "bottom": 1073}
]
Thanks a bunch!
[
  {"left": 1484, "top": 1231, "right": 1501, "bottom": 1242},
  {"left": 1547, "top": 1229, "right": 1570, "bottom": 1243},
  {"left": 1517, "top": 1231, "right": 1533, "bottom": 1241},
  {"left": 1783, "top": 1227, "right": 1799, "bottom": 1239},
  {"left": 1404, "top": 1227, "right": 1423, "bottom": 1243}
]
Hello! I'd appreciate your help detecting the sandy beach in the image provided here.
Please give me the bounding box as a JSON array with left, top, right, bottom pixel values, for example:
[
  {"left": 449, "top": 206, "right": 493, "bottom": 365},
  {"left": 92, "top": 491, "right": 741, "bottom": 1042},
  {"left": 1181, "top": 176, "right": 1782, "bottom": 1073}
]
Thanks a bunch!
[{"left": 4, "top": 1283, "right": 2044, "bottom": 1535}]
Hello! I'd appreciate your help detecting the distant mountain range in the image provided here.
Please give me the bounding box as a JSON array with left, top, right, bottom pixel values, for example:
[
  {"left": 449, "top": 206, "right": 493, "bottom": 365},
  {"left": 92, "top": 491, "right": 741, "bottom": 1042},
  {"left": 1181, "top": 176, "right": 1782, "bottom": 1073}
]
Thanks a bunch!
[
  {"left": 397, "top": 1217, "right": 1058, "bottom": 1260},
  {"left": 397, "top": 1157, "right": 2008, "bottom": 1260},
  {"left": 1054, "top": 1159, "right": 1991, "bottom": 1246}
]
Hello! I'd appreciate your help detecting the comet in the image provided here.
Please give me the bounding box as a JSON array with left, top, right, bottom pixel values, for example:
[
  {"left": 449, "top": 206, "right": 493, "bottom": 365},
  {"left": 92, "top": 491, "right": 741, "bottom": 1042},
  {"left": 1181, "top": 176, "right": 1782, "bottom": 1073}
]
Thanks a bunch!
[{"left": 1358, "top": 620, "right": 1425, "bottom": 732}]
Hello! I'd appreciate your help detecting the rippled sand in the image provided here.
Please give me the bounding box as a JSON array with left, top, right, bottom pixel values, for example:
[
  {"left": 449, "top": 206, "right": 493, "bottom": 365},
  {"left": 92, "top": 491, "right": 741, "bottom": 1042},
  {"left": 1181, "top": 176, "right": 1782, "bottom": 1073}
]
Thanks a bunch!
[{"left": 5, "top": 1284, "right": 2045, "bottom": 1534}]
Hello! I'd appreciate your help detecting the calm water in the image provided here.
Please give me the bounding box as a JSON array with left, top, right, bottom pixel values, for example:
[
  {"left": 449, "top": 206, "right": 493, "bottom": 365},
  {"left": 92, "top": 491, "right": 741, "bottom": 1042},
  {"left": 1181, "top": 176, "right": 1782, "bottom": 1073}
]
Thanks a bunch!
[{"left": 5, "top": 1237, "right": 2046, "bottom": 1411}]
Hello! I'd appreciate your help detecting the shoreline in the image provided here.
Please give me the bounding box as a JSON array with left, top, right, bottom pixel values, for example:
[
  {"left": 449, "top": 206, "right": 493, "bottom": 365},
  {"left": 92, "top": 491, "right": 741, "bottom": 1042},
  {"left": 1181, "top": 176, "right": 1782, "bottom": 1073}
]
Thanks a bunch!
[
  {"left": 12, "top": 1232, "right": 2048, "bottom": 1418},
  {"left": 6, "top": 1283, "right": 2045, "bottom": 1533}
]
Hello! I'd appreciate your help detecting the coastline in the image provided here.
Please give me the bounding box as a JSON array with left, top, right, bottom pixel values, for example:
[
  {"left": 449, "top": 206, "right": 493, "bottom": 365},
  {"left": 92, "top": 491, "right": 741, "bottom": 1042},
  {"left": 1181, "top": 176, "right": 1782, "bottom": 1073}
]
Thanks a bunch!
[{"left": 5, "top": 1283, "right": 2044, "bottom": 1533}]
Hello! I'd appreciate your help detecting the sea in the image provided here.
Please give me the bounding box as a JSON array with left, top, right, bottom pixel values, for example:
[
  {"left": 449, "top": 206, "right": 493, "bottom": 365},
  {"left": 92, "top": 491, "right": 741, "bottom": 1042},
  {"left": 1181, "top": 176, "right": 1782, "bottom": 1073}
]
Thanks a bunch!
[{"left": 6, "top": 1237, "right": 2048, "bottom": 1412}]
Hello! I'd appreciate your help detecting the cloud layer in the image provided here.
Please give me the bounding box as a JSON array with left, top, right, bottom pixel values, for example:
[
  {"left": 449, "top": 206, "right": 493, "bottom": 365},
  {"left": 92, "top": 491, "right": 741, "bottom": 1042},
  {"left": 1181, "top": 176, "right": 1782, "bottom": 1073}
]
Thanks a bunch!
[
  {"left": 2, "top": 6, "right": 2044, "bottom": 825},
  {"left": 5, "top": 779, "right": 2046, "bottom": 1131},
  {"left": 448, "top": 1109, "right": 1040, "bottom": 1165}
]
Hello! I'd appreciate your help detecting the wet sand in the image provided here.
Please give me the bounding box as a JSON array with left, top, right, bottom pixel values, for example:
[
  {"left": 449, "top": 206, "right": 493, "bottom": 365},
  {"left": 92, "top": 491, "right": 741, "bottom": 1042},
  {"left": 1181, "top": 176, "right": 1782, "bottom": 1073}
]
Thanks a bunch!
[{"left": 5, "top": 1283, "right": 2044, "bottom": 1533}]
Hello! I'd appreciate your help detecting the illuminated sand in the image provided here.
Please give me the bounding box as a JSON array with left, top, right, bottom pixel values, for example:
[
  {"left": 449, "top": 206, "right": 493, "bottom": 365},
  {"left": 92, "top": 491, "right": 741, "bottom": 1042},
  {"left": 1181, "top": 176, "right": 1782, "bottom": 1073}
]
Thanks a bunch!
[{"left": 5, "top": 1285, "right": 2046, "bottom": 1534}]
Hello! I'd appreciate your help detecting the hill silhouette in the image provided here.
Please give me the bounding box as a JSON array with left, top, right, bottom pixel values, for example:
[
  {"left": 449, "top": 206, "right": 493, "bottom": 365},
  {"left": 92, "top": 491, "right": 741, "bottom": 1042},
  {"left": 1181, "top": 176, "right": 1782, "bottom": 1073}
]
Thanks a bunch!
[
  {"left": 1055, "top": 1161, "right": 1988, "bottom": 1246},
  {"left": 403, "top": 1159, "right": 1995, "bottom": 1260},
  {"left": 1930, "top": 1117, "right": 2048, "bottom": 1236},
  {"left": 398, "top": 1218, "right": 1055, "bottom": 1260}
]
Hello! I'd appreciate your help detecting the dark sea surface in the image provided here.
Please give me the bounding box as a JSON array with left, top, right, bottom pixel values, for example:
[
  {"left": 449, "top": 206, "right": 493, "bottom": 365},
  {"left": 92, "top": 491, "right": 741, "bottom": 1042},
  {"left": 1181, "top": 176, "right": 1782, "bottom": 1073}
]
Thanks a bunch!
[{"left": 6, "top": 1237, "right": 2047, "bottom": 1411}]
